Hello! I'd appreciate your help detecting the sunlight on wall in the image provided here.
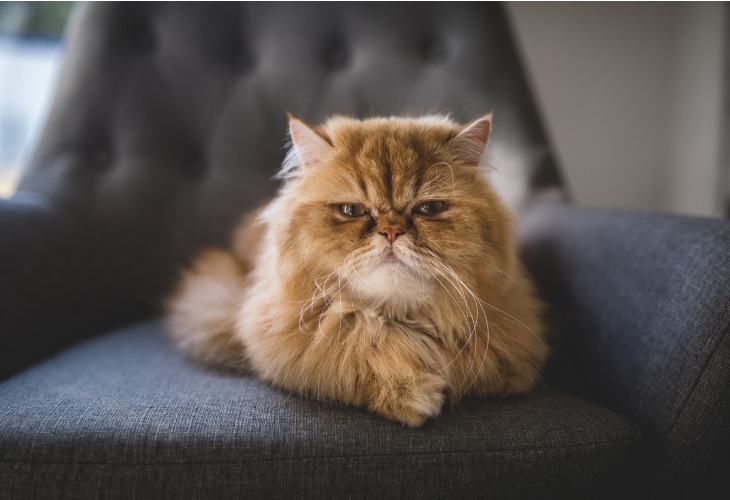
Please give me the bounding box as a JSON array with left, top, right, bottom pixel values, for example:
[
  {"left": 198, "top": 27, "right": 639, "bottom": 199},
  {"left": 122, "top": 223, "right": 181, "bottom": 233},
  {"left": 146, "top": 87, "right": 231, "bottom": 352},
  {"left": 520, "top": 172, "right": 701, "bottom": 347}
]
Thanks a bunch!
[
  {"left": 0, "top": 2, "right": 72, "bottom": 199},
  {"left": 0, "top": 169, "right": 19, "bottom": 197},
  {"left": 0, "top": 38, "right": 64, "bottom": 199},
  {"left": 507, "top": 3, "right": 725, "bottom": 216}
]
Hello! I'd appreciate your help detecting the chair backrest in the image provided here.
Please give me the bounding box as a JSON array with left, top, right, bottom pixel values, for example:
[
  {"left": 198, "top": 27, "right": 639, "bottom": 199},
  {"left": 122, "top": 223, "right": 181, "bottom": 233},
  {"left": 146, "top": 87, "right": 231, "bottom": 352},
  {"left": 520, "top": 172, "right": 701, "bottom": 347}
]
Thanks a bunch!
[{"left": 17, "top": 2, "right": 563, "bottom": 322}]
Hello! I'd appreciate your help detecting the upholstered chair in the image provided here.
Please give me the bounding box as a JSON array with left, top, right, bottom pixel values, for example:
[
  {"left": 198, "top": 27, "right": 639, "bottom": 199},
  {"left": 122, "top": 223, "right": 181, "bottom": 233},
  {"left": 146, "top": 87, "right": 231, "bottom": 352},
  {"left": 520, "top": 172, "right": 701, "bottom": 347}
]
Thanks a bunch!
[{"left": 1, "top": 3, "right": 727, "bottom": 498}]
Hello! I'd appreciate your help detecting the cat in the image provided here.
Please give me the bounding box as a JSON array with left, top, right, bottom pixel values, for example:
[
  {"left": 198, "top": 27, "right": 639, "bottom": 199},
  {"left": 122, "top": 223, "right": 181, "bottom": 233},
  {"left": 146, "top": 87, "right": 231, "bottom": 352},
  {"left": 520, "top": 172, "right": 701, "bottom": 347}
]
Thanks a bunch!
[{"left": 166, "top": 113, "right": 547, "bottom": 427}]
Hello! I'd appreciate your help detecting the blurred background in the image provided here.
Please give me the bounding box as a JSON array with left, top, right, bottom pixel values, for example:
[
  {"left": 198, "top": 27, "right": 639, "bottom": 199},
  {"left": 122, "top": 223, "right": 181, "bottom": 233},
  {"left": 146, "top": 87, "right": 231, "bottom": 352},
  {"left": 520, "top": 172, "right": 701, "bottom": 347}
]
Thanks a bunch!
[
  {"left": 0, "top": 2, "right": 727, "bottom": 217},
  {"left": 508, "top": 2, "right": 727, "bottom": 218},
  {"left": 0, "top": 1, "right": 72, "bottom": 197}
]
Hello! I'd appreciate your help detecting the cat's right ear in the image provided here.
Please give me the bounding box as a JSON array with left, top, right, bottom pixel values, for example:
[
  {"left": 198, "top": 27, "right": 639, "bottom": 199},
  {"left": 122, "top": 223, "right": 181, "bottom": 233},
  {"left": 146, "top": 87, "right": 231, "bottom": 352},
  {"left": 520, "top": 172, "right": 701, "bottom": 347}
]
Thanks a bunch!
[
  {"left": 288, "top": 115, "right": 332, "bottom": 169},
  {"left": 450, "top": 113, "right": 493, "bottom": 166}
]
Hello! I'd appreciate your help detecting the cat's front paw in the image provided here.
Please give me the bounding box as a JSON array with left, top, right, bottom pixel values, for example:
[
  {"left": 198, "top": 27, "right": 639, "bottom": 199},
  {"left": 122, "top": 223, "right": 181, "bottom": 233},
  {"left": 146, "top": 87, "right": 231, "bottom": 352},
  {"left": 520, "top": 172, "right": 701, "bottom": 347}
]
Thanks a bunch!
[{"left": 368, "top": 373, "right": 447, "bottom": 427}]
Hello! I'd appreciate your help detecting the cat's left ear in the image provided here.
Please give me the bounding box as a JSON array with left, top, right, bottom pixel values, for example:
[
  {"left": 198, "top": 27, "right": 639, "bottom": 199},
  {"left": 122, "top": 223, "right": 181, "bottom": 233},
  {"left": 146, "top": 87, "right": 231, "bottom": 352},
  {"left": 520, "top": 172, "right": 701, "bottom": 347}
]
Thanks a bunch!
[
  {"left": 288, "top": 115, "right": 333, "bottom": 169},
  {"left": 450, "top": 113, "right": 493, "bottom": 166}
]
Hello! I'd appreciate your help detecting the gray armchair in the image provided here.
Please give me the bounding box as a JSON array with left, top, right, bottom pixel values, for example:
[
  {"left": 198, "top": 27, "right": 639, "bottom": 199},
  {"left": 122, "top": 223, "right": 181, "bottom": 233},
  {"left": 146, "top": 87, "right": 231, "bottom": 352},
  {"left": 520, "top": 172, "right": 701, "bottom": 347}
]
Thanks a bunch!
[{"left": 1, "top": 3, "right": 727, "bottom": 498}]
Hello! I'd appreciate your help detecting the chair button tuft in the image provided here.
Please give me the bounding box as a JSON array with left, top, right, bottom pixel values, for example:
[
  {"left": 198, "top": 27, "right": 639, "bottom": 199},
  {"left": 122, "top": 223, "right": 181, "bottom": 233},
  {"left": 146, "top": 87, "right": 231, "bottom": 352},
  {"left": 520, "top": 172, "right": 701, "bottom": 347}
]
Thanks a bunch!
[
  {"left": 184, "top": 148, "right": 207, "bottom": 179},
  {"left": 187, "top": 163, "right": 206, "bottom": 179},
  {"left": 422, "top": 36, "right": 446, "bottom": 63},
  {"left": 239, "top": 51, "right": 256, "bottom": 73},
  {"left": 324, "top": 42, "right": 348, "bottom": 70},
  {"left": 94, "top": 149, "right": 112, "bottom": 169}
]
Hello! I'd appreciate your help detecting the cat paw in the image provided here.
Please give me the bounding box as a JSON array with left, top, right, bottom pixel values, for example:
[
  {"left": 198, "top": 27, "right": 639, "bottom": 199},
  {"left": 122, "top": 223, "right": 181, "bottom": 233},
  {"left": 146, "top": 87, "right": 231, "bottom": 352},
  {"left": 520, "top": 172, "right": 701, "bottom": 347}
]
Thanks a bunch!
[{"left": 369, "top": 374, "right": 447, "bottom": 428}]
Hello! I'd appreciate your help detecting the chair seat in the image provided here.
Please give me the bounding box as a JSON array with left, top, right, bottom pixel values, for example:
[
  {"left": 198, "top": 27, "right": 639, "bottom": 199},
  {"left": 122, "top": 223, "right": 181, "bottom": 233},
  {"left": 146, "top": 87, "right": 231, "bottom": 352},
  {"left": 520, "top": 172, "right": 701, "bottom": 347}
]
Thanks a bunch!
[{"left": 0, "top": 320, "right": 642, "bottom": 498}]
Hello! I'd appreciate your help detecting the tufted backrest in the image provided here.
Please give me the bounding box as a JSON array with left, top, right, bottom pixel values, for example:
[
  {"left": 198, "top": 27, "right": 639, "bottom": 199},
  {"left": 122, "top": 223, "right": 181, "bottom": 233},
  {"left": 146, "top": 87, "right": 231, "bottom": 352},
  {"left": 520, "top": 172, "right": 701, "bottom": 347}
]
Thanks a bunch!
[{"left": 17, "top": 2, "right": 563, "bottom": 326}]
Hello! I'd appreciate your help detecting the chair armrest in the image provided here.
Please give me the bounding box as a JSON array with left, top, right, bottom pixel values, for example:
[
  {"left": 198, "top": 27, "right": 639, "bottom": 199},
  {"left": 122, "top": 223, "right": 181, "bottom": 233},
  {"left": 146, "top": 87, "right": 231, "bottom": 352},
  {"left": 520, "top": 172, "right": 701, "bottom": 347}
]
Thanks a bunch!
[
  {"left": 519, "top": 202, "right": 730, "bottom": 495},
  {"left": 0, "top": 195, "right": 83, "bottom": 378},
  {"left": 0, "top": 195, "right": 149, "bottom": 380}
]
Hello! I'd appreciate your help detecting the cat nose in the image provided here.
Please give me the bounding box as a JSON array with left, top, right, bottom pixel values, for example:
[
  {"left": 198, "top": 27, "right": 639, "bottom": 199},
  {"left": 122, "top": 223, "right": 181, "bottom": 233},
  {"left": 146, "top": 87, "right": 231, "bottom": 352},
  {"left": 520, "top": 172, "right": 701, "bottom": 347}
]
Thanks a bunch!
[{"left": 379, "top": 226, "right": 403, "bottom": 244}]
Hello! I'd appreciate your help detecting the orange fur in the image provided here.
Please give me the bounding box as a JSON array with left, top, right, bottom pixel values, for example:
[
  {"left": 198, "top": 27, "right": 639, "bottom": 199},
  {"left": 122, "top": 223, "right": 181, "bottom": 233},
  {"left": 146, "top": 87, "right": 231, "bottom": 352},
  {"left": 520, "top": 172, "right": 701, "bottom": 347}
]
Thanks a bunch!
[{"left": 167, "top": 115, "right": 548, "bottom": 427}]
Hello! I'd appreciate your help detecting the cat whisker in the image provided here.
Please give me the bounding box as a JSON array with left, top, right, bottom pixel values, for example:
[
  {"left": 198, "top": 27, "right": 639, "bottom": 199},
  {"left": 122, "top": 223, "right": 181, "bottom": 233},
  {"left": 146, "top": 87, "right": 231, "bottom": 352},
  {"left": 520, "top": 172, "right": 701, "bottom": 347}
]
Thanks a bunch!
[
  {"left": 425, "top": 268, "right": 478, "bottom": 376},
  {"left": 435, "top": 269, "right": 482, "bottom": 388},
  {"left": 434, "top": 260, "right": 489, "bottom": 367},
  {"left": 344, "top": 259, "right": 372, "bottom": 313},
  {"left": 424, "top": 255, "right": 480, "bottom": 335},
  {"left": 431, "top": 256, "right": 554, "bottom": 394},
  {"left": 427, "top": 256, "right": 542, "bottom": 350},
  {"left": 425, "top": 269, "right": 471, "bottom": 329},
  {"left": 298, "top": 253, "right": 355, "bottom": 336},
  {"left": 476, "top": 298, "right": 544, "bottom": 348},
  {"left": 345, "top": 258, "right": 379, "bottom": 291},
  {"left": 424, "top": 253, "right": 491, "bottom": 392}
]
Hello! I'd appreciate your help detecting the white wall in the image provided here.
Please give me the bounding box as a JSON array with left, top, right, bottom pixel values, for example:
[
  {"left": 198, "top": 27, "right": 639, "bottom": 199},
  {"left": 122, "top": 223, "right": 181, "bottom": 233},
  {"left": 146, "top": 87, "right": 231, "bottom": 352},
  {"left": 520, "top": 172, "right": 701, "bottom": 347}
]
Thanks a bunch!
[{"left": 507, "top": 3, "right": 725, "bottom": 217}]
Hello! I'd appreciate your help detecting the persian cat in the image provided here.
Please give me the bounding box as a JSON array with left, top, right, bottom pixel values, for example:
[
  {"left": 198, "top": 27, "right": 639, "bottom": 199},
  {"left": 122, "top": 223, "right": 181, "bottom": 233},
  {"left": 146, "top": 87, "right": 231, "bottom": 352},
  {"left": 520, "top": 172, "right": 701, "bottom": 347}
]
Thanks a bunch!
[{"left": 167, "top": 114, "right": 547, "bottom": 427}]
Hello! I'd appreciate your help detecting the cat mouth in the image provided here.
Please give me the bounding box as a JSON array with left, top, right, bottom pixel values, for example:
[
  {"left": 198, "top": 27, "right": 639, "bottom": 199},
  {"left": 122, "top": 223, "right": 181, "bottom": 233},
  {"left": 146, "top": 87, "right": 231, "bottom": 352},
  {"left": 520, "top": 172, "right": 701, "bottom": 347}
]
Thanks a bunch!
[
  {"left": 381, "top": 248, "right": 404, "bottom": 266},
  {"left": 384, "top": 252, "right": 399, "bottom": 263},
  {"left": 372, "top": 246, "right": 414, "bottom": 270}
]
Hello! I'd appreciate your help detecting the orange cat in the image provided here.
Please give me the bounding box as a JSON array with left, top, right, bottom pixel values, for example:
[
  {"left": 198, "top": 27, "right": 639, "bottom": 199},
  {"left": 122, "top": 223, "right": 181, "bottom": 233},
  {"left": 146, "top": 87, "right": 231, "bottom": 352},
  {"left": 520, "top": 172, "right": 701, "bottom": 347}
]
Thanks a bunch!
[{"left": 167, "top": 114, "right": 547, "bottom": 427}]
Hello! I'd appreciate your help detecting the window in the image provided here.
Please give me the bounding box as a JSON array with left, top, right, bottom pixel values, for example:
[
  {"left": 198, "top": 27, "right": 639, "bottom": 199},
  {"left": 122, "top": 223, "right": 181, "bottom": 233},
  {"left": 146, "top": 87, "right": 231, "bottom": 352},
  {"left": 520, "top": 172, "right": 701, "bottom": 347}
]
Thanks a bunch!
[{"left": 0, "top": 2, "right": 73, "bottom": 198}]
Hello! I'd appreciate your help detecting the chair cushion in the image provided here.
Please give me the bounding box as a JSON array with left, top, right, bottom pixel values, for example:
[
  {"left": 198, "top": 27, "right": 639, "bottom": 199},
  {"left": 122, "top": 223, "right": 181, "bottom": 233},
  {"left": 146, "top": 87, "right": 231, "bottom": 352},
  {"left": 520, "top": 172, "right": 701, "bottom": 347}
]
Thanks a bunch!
[
  {"left": 0, "top": 320, "right": 642, "bottom": 498},
  {"left": 520, "top": 203, "right": 730, "bottom": 497}
]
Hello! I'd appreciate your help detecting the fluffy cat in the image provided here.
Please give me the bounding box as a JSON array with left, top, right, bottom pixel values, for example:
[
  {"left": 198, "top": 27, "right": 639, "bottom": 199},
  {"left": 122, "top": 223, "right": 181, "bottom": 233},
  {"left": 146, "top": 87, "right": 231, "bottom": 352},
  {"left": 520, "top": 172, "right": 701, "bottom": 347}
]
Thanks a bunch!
[{"left": 167, "top": 114, "right": 547, "bottom": 427}]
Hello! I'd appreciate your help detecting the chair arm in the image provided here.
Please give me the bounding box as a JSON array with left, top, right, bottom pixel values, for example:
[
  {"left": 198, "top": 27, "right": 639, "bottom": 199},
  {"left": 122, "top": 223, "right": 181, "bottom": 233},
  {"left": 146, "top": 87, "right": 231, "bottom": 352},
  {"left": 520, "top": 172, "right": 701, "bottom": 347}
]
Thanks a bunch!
[
  {"left": 0, "top": 195, "right": 147, "bottom": 380},
  {"left": 0, "top": 195, "right": 82, "bottom": 378},
  {"left": 519, "top": 202, "right": 730, "bottom": 495}
]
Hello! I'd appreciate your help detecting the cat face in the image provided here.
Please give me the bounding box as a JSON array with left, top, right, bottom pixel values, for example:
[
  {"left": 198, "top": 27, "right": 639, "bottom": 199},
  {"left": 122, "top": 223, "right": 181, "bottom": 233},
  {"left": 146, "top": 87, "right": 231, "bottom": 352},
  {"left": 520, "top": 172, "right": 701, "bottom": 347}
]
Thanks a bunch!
[{"left": 273, "top": 115, "right": 512, "bottom": 307}]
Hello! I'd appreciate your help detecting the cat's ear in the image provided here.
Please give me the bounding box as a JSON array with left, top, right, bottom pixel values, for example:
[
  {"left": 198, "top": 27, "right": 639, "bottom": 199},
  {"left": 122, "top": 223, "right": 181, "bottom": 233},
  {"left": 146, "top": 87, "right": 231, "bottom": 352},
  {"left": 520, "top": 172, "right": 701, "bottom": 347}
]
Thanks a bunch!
[
  {"left": 450, "top": 113, "right": 493, "bottom": 166},
  {"left": 288, "top": 115, "right": 332, "bottom": 169}
]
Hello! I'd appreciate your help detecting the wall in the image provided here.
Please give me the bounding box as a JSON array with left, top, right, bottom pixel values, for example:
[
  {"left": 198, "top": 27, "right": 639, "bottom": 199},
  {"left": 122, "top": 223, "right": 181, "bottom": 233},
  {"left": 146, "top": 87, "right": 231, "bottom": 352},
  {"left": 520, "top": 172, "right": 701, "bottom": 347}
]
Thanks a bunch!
[{"left": 507, "top": 2, "right": 725, "bottom": 217}]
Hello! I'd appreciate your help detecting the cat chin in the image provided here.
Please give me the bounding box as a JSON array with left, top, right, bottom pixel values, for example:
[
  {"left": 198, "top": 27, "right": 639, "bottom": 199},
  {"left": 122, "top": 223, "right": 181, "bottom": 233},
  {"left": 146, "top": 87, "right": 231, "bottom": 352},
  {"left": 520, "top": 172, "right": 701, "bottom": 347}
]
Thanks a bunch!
[{"left": 348, "top": 263, "right": 433, "bottom": 307}]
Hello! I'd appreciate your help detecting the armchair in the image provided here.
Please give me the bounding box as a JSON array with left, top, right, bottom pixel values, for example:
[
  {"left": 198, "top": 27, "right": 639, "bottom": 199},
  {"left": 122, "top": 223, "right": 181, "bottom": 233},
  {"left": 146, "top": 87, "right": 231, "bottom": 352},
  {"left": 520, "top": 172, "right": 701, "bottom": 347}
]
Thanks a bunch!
[{"left": 1, "top": 3, "right": 727, "bottom": 498}]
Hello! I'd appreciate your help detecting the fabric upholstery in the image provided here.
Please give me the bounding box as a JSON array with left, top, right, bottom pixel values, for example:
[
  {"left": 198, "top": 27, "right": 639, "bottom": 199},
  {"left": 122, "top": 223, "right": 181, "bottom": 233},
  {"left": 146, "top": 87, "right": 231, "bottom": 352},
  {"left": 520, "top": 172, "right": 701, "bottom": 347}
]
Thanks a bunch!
[
  {"left": 0, "top": 194, "right": 143, "bottom": 379},
  {"left": 0, "top": 320, "right": 642, "bottom": 499},
  {"left": 0, "top": 195, "right": 69, "bottom": 378},
  {"left": 519, "top": 203, "right": 730, "bottom": 497}
]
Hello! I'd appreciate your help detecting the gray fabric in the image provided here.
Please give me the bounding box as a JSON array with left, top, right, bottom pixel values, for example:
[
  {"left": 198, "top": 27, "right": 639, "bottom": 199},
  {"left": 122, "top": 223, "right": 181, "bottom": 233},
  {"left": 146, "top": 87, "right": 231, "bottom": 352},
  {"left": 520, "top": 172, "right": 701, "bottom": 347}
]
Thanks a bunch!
[
  {"left": 722, "top": 5, "right": 730, "bottom": 217},
  {"left": 0, "top": 194, "right": 137, "bottom": 380},
  {"left": 520, "top": 203, "right": 730, "bottom": 498},
  {"left": 0, "top": 320, "right": 641, "bottom": 499}
]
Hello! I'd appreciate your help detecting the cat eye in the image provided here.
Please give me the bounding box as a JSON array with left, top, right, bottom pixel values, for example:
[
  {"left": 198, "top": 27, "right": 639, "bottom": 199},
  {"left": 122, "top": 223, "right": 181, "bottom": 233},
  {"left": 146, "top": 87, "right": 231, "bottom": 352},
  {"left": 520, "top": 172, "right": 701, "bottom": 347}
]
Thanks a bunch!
[
  {"left": 414, "top": 200, "right": 446, "bottom": 216},
  {"left": 339, "top": 203, "right": 367, "bottom": 217}
]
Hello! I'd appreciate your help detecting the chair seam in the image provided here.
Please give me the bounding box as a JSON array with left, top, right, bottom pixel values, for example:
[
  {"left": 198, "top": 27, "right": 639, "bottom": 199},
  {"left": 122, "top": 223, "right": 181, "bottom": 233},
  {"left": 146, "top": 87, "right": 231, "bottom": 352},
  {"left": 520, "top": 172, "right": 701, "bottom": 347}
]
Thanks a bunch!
[
  {"left": 0, "top": 436, "right": 640, "bottom": 466},
  {"left": 661, "top": 289, "right": 730, "bottom": 446}
]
